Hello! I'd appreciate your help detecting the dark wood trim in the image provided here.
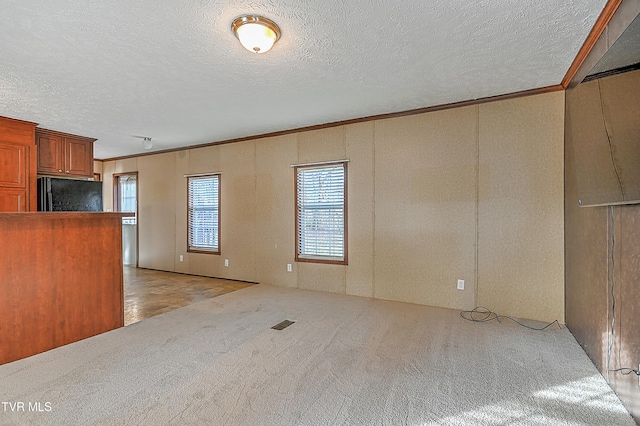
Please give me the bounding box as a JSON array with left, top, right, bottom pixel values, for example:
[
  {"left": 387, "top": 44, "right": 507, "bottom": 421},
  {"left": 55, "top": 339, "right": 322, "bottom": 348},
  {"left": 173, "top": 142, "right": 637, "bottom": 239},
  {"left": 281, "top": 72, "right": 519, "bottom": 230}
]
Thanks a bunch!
[
  {"left": 112, "top": 174, "right": 118, "bottom": 214},
  {"left": 0, "top": 115, "right": 38, "bottom": 127},
  {"left": 99, "top": 85, "right": 563, "bottom": 162},
  {"left": 294, "top": 161, "right": 348, "bottom": 266},
  {"left": 343, "top": 161, "right": 349, "bottom": 266},
  {"left": 294, "top": 166, "right": 299, "bottom": 262},
  {"left": 186, "top": 176, "right": 189, "bottom": 258},
  {"left": 35, "top": 127, "right": 97, "bottom": 143},
  {"left": 186, "top": 249, "right": 222, "bottom": 255},
  {"left": 186, "top": 173, "right": 221, "bottom": 256},
  {"left": 561, "top": 0, "right": 624, "bottom": 88}
]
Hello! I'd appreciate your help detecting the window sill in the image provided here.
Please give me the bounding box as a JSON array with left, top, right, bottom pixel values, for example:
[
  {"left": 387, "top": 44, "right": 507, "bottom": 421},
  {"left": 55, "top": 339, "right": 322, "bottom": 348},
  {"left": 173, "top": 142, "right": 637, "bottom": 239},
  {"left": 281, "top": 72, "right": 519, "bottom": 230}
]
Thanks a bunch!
[
  {"left": 187, "top": 248, "right": 221, "bottom": 255},
  {"left": 295, "top": 255, "right": 347, "bottom": 265}
]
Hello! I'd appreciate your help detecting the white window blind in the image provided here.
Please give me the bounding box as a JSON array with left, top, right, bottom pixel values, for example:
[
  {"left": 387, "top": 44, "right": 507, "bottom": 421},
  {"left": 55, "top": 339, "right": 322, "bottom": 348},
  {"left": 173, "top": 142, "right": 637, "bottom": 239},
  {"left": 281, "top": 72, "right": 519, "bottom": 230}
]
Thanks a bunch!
[
  {"left": 296, "top": 163, "right": 347, "bottom": 263},
  {"left": 188, "top": 174, "right": 220, "bottom": 253}
]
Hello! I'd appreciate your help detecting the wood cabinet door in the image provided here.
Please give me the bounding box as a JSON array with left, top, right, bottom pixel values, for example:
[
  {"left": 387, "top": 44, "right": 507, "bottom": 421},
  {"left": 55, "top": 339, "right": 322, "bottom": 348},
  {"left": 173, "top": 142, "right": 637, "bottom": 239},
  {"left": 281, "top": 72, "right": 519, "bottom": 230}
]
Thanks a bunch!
[
  {"left": 0, "top": 141, "right": 27, "bottom": 188},
  {"left": 65, "top": 137, "right": 93, "bottom": 177},
  {"left": 0, "top": 117, "right": 37, "bottom": 211},
  {"left": 0, "top": 141, "right": 31, "bottom": 211},
  {"left": 0, "top": 188, "right": 27, "bottom": 212},
  {"left": 36, "top": 132, "right": 64, "bottom": 174},
  {"left": 0, "top": 142, "right": 28, "bottom": 211}
]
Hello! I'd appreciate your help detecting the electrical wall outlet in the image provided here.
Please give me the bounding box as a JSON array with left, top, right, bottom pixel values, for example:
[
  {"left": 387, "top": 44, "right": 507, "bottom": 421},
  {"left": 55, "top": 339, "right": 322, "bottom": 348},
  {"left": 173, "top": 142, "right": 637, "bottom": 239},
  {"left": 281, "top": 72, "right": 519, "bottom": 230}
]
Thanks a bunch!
[
  {"left": 224, "top": 259, "right": 229, "bottom": 267},
  {"left": 457, "top": 279, "right": 465, "bottom": 290},
  {"left": 179, "top": 255, "right": 184, "bottom": 262},
  {"left": 287, "top": 264, "right": 292, "bottom": 272}
]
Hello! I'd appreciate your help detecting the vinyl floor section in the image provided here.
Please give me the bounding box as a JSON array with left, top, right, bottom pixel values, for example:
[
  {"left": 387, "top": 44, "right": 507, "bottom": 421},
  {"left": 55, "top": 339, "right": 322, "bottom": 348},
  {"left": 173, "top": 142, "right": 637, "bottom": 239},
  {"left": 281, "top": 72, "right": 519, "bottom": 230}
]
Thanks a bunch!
[{"left": 123, "top": 266, "right": 254, "bottom": 325}]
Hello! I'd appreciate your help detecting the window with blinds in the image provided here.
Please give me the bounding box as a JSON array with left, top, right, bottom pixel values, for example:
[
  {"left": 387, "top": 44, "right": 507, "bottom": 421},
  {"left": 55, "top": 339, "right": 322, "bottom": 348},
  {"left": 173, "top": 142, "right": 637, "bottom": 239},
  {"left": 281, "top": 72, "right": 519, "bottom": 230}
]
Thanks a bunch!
[
  {"left": 295, "top": 162, "right": 347, "bottom": 264},
  {"left": 187, "top": 174, "right": 220, "bottom": 254}
]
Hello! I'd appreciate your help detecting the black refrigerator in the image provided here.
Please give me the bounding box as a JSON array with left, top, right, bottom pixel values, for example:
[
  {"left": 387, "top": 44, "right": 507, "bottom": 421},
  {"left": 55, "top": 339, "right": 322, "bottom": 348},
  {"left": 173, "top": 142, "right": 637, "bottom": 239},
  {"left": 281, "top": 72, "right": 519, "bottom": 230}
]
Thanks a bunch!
[{"left": 38, "top": 177, "right": 103, "bottom": 212}]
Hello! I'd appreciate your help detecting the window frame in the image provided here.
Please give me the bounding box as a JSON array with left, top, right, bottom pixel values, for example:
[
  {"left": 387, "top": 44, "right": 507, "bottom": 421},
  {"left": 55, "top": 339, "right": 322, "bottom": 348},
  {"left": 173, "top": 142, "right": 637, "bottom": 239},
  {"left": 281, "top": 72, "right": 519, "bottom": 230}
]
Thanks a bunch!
[
  {"left": 113, "top": 172, "right": 138, "bottom": 225},
  {"left": 187, "top": 173, "right": 221, "bottom": 255},
  {"left": 294, "top": 161, "right": 348, "bottom": 265}
]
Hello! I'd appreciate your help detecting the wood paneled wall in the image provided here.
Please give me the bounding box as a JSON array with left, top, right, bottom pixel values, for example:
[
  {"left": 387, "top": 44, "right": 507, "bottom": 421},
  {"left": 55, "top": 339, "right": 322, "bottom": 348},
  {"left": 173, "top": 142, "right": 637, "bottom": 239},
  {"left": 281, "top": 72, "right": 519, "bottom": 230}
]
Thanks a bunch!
[
  {"left": 102, "top": 91, "right": 565, "bottom": 323},
  {"left": 565, "top": 75, "right": 640, "bottom": 422}
]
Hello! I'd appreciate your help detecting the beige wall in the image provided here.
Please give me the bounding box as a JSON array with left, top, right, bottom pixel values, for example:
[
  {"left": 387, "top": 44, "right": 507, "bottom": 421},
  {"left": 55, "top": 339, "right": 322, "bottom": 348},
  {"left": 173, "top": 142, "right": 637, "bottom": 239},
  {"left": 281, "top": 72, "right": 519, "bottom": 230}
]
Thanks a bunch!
[
  {"left": 477, "top": 94, "right": 565, "bottom": 322},
  {"left": 137, "top": 154, "right": 174, "bottom": 270},
  {"left": 103, "top": 91, "right": 565, "bottom": 322},
  {"left": 374, "top": 106, "right": 478, "bottom": 310}
]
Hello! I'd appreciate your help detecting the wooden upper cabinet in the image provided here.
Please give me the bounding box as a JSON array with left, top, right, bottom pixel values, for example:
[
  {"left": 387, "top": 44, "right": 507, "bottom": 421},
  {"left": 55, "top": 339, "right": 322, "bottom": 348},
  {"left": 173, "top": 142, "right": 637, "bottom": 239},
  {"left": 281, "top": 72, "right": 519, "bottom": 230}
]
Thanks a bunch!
[
  {"left": 0, "top": 119, "right": 95, "bottom": 211},
  {"left": 36, "top": 129, "right": 95, "bottom": 178},
  {"left": 35, "top": 132, "right": 64, "bottom": 174},
  {"left": 0, "top": 116, "right": 38, "bottom": 212},
  {"left": 66, "top": 137, "right": 93, "bottom": 176}
]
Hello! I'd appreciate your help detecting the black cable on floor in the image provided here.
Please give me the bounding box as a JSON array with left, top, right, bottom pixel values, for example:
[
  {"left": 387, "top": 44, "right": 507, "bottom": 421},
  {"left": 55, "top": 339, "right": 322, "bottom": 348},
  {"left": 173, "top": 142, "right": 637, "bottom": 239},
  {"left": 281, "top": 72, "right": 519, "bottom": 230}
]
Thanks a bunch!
[
  {"left": 608, "top": 368, "right": 640, "bottom": 376},
  {"left": 459, "top": 306, "right": 561, "bottom": 331},
  {"left": 460, "top": 307, "right": 640, "bottom": 379},
  {"left": 605, "top": 209, "right": 638, "bottom": 380},
  {"left": 607, "top": 205, "right": 617, "bottom": 371}
]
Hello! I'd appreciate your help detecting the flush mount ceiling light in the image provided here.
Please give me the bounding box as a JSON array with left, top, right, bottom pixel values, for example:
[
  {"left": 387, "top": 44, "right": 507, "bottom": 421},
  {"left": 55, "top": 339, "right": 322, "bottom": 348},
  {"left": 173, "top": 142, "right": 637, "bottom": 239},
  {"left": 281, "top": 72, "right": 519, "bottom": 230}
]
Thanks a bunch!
[
  {"left": 142, "top": 137, "right": 152, "bottom": 150},
  {"left": 231, "top": 15, "right": 281, "bottom": 54}
]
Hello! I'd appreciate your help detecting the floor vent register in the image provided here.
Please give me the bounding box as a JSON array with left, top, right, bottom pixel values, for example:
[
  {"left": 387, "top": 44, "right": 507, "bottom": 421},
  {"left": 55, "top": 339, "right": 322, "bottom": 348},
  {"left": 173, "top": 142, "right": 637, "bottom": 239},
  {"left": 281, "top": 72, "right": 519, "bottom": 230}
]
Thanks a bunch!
[{"left": 271, "top": 320, "right": 295, "bottom": 330}]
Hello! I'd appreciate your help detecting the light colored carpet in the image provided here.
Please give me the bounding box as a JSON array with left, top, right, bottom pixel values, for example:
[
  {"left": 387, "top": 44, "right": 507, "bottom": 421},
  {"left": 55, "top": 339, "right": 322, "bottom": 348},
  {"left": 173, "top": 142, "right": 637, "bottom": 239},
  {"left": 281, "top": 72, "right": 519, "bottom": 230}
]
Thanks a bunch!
[{"left": 0, "top": 284, "right": 634, "bottom": 425}]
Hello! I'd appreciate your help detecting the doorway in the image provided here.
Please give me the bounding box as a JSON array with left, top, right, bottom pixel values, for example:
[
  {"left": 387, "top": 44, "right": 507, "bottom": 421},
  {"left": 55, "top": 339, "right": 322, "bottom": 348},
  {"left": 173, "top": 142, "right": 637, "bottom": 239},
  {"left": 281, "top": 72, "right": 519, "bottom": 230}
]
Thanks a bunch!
[{"left": 114, "top": 172, "right": 138, "bottom": 267}]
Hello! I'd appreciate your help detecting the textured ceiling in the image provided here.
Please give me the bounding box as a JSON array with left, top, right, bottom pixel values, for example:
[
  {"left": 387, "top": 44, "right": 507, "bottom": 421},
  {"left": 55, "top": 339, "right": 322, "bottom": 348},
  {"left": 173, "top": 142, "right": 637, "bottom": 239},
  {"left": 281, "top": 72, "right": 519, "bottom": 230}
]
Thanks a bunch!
[{"left": 1, "top": 0, "right": 609, "bottom": 159}]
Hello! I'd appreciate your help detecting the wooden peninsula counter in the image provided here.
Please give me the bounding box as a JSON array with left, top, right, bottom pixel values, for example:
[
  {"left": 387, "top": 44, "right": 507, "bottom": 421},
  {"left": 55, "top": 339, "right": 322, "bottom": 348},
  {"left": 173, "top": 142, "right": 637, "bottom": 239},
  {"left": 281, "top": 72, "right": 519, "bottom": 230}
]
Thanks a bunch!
[{"left": 0, "top": 212, "right": 125, "bottom": 365}]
